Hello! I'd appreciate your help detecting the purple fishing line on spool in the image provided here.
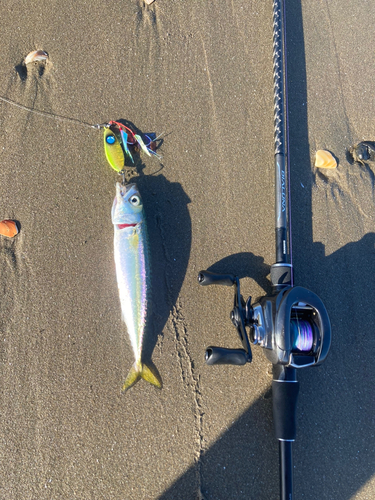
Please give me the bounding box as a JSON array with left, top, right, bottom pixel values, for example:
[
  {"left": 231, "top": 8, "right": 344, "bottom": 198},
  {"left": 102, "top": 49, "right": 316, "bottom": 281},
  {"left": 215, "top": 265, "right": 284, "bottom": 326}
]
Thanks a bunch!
[{"left": 291, "top": 319, "right": 314, "bottom": 352}]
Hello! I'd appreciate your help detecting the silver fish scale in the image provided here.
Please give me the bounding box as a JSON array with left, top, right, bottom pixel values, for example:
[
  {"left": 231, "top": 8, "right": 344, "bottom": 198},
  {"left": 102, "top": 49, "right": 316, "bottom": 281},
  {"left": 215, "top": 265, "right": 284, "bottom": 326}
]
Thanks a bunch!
[{"left": 114, "top": 223, "right": 149, "bottom": 364}]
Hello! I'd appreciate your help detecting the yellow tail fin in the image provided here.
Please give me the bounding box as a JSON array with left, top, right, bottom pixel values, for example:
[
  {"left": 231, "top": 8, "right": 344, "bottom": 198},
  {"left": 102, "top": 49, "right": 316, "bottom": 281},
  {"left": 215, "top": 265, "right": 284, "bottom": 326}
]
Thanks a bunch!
[{"left": 122, "top": 361, "right": 162, "bottom": 392}]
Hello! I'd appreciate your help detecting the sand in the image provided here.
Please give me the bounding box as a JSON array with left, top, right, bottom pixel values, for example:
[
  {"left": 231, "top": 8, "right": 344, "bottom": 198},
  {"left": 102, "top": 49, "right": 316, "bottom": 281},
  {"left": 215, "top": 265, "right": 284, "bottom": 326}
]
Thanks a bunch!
[{"left": 0, "top": 1, "right": 374, "bottom": 499}]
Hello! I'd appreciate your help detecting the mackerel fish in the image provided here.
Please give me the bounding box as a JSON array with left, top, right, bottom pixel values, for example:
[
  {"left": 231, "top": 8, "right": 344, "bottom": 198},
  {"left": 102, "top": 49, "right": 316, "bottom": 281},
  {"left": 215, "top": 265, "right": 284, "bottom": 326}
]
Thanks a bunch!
[{"left": 112, "top": 182, "right": 162, "bottom": 391}]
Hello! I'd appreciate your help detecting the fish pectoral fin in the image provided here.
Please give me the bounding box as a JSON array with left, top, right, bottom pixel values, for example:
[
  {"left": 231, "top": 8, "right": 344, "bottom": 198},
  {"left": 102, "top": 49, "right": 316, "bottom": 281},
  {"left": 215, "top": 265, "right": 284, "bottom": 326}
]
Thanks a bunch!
[{"left": 122, "top": 361, "right": 162, "bottom": 392}]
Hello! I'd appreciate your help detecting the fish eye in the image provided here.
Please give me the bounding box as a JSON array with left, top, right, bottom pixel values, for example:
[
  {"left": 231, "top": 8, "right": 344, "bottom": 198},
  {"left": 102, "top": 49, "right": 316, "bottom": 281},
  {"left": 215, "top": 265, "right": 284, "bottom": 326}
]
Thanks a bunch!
[
  {"left": 129, "top": 195, "right": 141, "bottom": 206},
  {"left": 106, "top": 135, "right": 116, "bottom": 144}
]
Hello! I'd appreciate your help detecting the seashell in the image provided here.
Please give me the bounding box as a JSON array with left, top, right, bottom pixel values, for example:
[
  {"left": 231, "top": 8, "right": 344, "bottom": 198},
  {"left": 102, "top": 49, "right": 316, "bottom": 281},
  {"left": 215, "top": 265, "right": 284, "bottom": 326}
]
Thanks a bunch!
[
  {"left": 315, "top": 150, "right": 337, "bottom": 169},
  {"left": 0, "top": 219, "right": 18, "bottom": 238},
  {"left": 24, "top": 50, "right": 48, "bottom": 65}
]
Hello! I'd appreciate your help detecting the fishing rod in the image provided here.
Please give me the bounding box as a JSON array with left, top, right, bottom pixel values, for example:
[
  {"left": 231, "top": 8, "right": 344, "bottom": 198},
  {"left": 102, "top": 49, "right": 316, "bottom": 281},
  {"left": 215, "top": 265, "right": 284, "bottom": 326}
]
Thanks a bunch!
[{"left": 197, "top": 1, "right": 331, "bottom": 498}]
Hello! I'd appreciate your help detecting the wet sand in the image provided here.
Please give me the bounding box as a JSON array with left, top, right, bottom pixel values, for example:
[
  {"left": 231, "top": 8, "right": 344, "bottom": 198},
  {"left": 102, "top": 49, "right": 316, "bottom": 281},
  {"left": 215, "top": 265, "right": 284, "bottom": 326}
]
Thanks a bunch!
[{"left": 0, "top": 1, "right": 374, "bottom": 499}]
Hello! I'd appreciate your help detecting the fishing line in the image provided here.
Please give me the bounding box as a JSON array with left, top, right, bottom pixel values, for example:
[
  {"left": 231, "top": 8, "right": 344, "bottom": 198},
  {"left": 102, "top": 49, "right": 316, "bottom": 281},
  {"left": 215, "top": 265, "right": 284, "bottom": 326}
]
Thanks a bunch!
[
  {"left": 290, "top": 318, "right": 314, "bottom": 352},
  {"left": 0, "top": 95, "right": 163, "bottom": 161},
  {"left": 0, "top": 94, "right": 104, "bottom": 130},
  {"left": 0, "top": 96, "right": 164, "bottom": 158}
]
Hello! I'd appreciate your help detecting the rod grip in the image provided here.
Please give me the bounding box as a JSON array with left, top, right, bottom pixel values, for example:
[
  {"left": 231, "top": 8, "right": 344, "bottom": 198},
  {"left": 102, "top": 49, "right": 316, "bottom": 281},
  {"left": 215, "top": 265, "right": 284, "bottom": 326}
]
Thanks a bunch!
[{"left": 272, "top": 380, "right": 299, "bottom": 441}]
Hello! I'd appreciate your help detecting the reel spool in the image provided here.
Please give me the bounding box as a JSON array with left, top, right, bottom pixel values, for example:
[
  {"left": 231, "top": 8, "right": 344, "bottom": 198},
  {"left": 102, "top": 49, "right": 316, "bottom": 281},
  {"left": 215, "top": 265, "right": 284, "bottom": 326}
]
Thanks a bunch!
[{"left": 291, "top": 317, "right": 314, "bottom": 352}]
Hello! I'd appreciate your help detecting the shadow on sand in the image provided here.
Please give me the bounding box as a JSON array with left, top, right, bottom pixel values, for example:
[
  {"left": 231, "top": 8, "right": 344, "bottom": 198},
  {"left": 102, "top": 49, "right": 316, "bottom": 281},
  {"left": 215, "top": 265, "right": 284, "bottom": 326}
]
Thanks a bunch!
[{"left": 159, "top": 0, "right": 375, "bottom": 497}]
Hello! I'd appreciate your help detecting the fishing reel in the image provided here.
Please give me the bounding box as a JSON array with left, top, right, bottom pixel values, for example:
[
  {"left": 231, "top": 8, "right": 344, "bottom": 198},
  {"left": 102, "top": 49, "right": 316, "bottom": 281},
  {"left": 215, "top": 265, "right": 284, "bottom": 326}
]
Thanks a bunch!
[
  {"left": 197, "top": 266, "right": 331, "bottom": 370},
  {"left": 198, "top": 264, "right": 331, "bottom": 497}
]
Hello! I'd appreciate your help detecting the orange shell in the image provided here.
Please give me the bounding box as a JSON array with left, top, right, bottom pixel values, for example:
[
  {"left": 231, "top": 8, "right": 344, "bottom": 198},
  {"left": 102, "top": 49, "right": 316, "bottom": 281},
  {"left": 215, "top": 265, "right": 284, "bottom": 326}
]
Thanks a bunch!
[
  {"left": 315, "top": 150, "right": 337, "bottom": 169},
  {"left": 0, "top": 220, "right": 19, "bottom": 238}
]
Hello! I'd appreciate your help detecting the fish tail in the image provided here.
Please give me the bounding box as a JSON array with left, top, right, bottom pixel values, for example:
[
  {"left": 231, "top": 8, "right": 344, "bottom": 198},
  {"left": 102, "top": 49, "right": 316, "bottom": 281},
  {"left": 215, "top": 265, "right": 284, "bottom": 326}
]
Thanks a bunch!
[{"left": 122, "top": 361, "right": 162, "bottom": 392}]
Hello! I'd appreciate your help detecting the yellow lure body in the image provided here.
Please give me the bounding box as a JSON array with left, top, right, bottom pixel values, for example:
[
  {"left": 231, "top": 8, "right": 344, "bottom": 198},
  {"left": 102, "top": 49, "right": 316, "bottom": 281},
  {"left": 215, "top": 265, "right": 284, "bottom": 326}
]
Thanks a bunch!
[{"left": 104, "top": 127, "right": 125, "bottom": 172}]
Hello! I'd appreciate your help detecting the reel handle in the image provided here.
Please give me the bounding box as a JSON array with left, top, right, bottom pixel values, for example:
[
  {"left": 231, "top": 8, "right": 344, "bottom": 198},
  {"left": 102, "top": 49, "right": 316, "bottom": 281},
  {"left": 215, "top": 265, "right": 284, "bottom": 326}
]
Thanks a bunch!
[
  {"left": 205, "top": 346, "right": 249, "bottom": 366},
  {"left": 198, "top": 270, "right": 235, "bottom": 287},
  {"left": 198, "top": 270, "right": 253, "bottom": 363}
]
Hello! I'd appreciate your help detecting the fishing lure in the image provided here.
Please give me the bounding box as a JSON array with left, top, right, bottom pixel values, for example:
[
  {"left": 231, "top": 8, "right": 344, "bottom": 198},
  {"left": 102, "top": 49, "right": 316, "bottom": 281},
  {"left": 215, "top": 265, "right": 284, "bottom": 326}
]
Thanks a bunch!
[
  {"left": 0, "top": 95, "right": 162, "bottom": 165},
  {"left": 103, "top": 121, "right": 160, "bottom": 172},
  {"left": 104, "top": 127, "right": 124, "bottom": 172},
  {"left": 112, "top": 182, "right": 162, "bottom": 391}
]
